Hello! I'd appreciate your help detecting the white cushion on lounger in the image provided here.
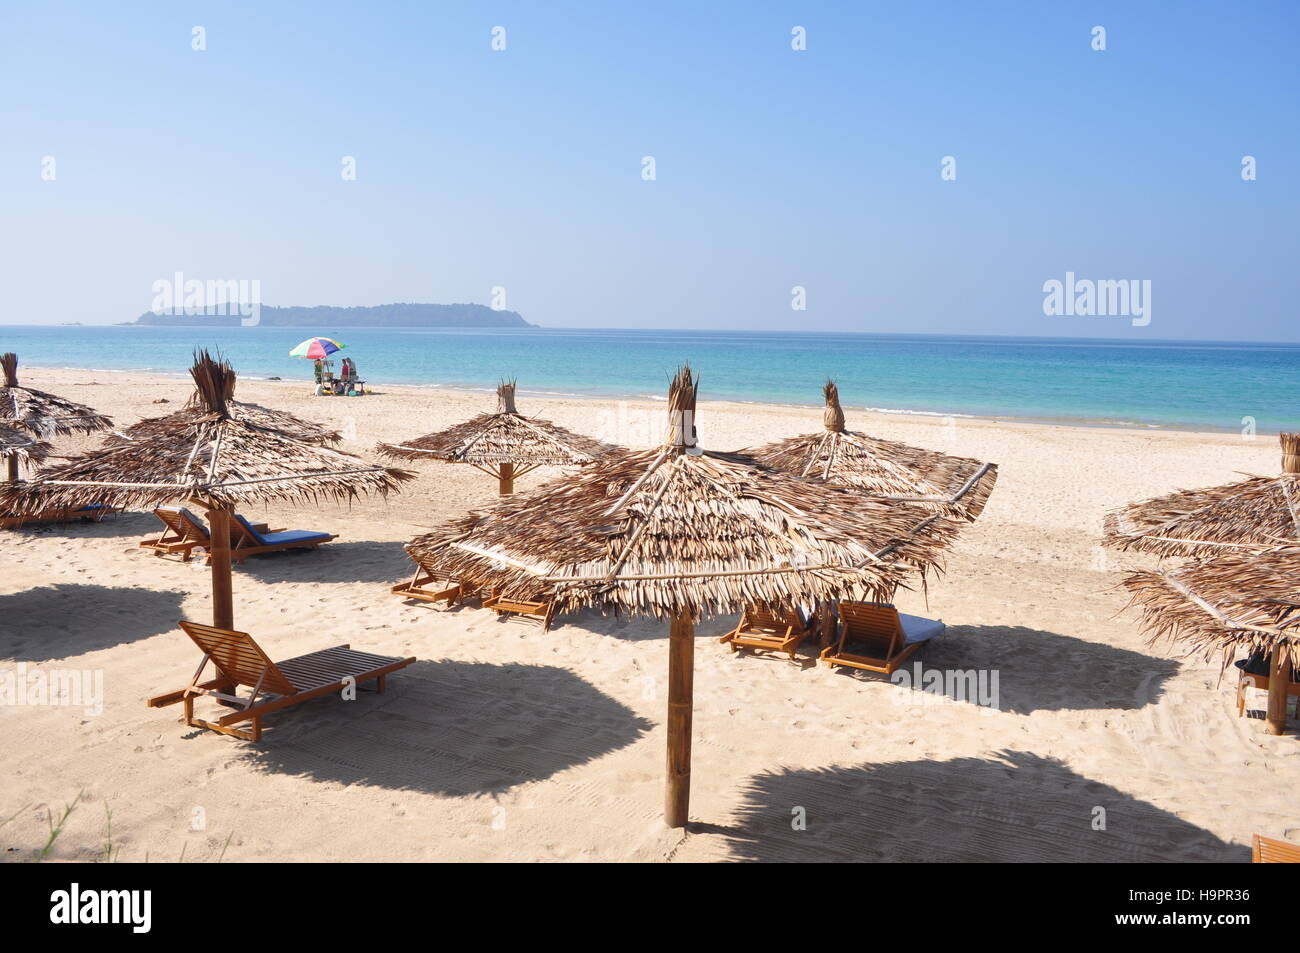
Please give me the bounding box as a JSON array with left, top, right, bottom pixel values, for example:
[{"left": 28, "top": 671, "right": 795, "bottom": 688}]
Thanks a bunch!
[{"left": 899, "top": 613, "right": 945, "bottom": 645}]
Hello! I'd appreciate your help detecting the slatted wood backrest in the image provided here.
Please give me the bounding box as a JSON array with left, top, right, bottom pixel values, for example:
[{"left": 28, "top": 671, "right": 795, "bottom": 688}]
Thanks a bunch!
[
  {"left": 155, "top": 506, "right": 203, "bottom": 541},
  {"left": 178, "top": 621, "right": 298, "bottom": 695},
  {"left": 1253, "top": 834, "right": 1300, "bottom": 863},
  {"left": 409, "top": 549, "right": 446, "bottom": 578},
  {"left": 746, "top": 606, "right": 802, "bottom": 633},
  {"left": 175, "top": 507, "right": 212, "bottom": 541},
  {"left": 836, "top": 602, "right": 904, "bottom": 657}
]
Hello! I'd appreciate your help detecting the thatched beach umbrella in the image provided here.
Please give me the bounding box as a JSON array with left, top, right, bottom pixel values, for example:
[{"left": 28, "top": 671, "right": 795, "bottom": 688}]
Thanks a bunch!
[
  {"left": 1123, "top": 547, "right": 1300, "bottom": 734},
  {"left": 751, "top": 381, "right": 998, "bottom": 519},
  {"left": 377, "top": 380, "right": 609, "bottom": 495},
  {"left": 0, "top": 352, "right": 112, "bottom": 479},
  {"left": 5, "top": 352, "right": 412, "bottom": 632},
  {"left": 107, "top": 372, "right": 340, "bottom": 447},
  {"left": 0, "top": 424, "right": 51, "bottom": 473},
  {"left": 1104, "top": 433, "right": 1300, "bottom": 556},
  {"left": 405, "top": 367, "right": 964, "bottom": 827}
]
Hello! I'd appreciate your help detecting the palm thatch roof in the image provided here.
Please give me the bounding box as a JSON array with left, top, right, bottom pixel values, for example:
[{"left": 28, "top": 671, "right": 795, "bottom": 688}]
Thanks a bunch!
[
  {"left": 376, "top": 381, "right": 610, "bottom": 477},
  {"left": 3, "top": 352, "right": 412, "bottom": 514},
  {"left": 1104, "top": 433, "right": 1300, "bottom": 556},
  {"left": 750, "top": 381, "right": 998, "bottom": 519},
  {"left": 0, "top": 353, "right": 113, "bottom": 437},
  {"left": 405, "top": 368, "right": 965, "bottom": 619},
  {"left": 107, "top": 373, "right": 340, "bottom": 447},
  {"left": 0, "top": 424, "right": 51, "bottom": 469},
  {"left": 1122, "top": 547, "right": 1300, "bottom": 667}
]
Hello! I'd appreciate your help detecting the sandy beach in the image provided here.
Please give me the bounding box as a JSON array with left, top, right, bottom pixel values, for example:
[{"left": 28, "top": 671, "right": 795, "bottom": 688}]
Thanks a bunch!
[{"left": 2, "top": 366, "right": 1295, "bottom": 862}]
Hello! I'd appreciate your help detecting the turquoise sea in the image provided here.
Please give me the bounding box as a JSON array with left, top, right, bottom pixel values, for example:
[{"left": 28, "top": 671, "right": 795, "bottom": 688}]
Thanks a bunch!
[{"left": 2, "top": 325, "right": 1297, "bottom": 433}]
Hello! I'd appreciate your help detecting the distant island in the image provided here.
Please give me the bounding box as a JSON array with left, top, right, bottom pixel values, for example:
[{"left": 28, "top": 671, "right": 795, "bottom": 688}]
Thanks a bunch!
[{"left": 126, "top": 303, "right": 534, "bottom": 328}]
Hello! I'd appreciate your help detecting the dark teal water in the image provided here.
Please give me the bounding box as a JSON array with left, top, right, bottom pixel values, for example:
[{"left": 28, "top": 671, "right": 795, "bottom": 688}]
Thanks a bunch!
[{"left": 2, "top": 325, "right": 1296, "bottom": 432}]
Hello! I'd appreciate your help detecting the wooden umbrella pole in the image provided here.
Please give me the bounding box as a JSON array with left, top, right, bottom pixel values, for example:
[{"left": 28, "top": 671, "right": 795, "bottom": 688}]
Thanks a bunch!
[
  {"left": 1266, "top": 434, "right": 1300, "bottom": 734},
  {"left": 1266, "top": 643, "right": 1291, "bottom": 735},
  {"left": 499, "top": 462, "right": 515, "bottom": 496},
  {"left": 205, "top": 501, "right": 236, "bottom": 631},
  {"left": 815, "top": 603, "right": 835, "bottom": 649},
  {"left": 6, "top": 456, "right": 17, "bottom": 482},
  {"left": 665, "top": 610, "right": 694, "bottom": 828}
]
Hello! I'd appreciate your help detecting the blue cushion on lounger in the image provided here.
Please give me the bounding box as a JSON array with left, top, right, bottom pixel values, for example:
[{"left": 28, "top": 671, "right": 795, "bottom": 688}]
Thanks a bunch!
[
  {"left": 258, "top": 529, "right": 331, "bottom": 546},
  {"left": 232, "top": 514, "right": 329, "bottom": 547},
  {"left": 178, "top": 507, "right": 210, "bottom": 537},
  {"left": 899, "top": 613, "right": 945, "bottom": 645},
  {"left": 76, "top": 503, "right": 107, "bottom": 512},
  {"left": 248, "top": 525, "right": 330, "bottom": 546}
]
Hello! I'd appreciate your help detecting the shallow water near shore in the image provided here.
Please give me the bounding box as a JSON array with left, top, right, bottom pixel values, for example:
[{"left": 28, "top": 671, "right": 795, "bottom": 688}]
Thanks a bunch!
[{"left": 4, "top": 325, "right": 1298, "bottom": 433}]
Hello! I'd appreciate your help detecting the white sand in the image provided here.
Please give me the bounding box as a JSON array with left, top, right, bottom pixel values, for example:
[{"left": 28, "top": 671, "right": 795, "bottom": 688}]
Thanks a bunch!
[{"left": 2, "top": 367, "right": 1296, "bottom": 862}]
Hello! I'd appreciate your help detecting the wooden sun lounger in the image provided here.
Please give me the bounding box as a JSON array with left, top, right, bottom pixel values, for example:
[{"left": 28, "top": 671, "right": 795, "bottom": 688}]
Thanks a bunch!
[
  {"left": 820, "top": 602, "right": 943, "bottom": 675},
  {"left": 391, "top": 555, "right": 482, "bottom": 605},
  {"left": 1253, "top": 834, "right": 1300, "bottom": 863},
  {"left": 207, "top": 513, "right": 336, "bottom": 564},
  {"left": 147, "top": 621, "right": 415, "bottom": 741},
  {"left": 139, "top": 506, "right": 277, "bottom": 561},
  {"left": 482, "top": 592, "right": 558, "bottom": 631},
  {"left": 719, "top": 606, "right": 809, "bottom": 660},
  {"left": 0, "top": 503, "right": 120, "bottom": 529}
]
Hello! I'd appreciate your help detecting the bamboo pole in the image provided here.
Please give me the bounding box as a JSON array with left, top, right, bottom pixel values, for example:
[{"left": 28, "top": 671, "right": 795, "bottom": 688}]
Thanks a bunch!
[
  {"left": 206, "top": 503, "right": 235, "bottom": 631},
  {"left": 499, "top": 462, "right": 514, "bottom": 495},
  {"left": 815, "top": 603, "right": 835, "bottom": 649},
  {"left": 1268, "top": 435, "right": 1300, "bottom": 733},
  {"left": 1266, "top": 643, "right": 1291, "bottom": 735},
  {"left": 665, "top": 610, "right": 694, "bottom": 828}
]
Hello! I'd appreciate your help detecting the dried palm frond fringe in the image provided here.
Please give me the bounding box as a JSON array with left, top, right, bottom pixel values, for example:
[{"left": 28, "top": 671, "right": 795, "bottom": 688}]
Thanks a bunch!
[
  {"left": 0, "top": 353, "right": 113, "bottom": 437},
  {"left": 1104, "top": 433, "right": 1300, "bottom": 556},
  {"left": 376, "top": 379, "right": 609, "bottom": 476},
  {"left": 106, "top": 366, "right": 340, "bottom": 447},
  {"left": 2, "top": 350, "right": 413, "bottom": 513},
  {"left": 1122, "top": 547, "right": 1300, "bottom": 669},
  {"left": 0, "top": 424, "right": 52, "bottom": 468},
  {"left": 751, "top": 380, "right": 998, "bottom": 519},
  {"left": 403, "top": 366, "right": 966, "bottom": 620}
]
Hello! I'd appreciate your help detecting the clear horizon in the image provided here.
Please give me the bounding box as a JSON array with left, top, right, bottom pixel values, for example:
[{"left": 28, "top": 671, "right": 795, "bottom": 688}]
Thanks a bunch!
[{"left": 2, "top": 1, "right": 1296, "bottom": 341}]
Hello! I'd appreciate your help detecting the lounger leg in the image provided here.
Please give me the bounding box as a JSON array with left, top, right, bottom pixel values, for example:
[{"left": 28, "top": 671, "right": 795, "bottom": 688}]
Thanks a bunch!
[
  {"left": 183, "top": 694, "right": 194, "bottom": 727},
  {"left": 249, "top": 718, "right": 262, "bottom": 742},
  {"left": 376, "top": 674, "right": 387, "bottom": 693}
]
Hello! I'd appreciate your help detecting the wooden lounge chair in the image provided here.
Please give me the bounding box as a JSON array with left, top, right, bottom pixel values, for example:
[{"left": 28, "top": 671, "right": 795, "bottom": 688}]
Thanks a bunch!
[
  {"left": 147, "top": 621, "right": 416, "bottom": 741},
  {"left": 391, "top": 554, "right": 482, "bottom": 605},
  {"left": 139, "top": 506, "right": 275, "bottom": 562},
  {"left": 1253, "top": 834, "right": 1300, "bottom": 863},
  {"left": 0, "top": 502, "right": 119, "bottom": 529},
  {"left": 719, "top": 605, "right": 809, "bottom": 660},
  {"left": 482, "top": 591, "right": 558, "bottom": 631},
  {"left": 210, "top": 513, "right": 336, "bottom": 564},
  {"left": 1234, "top": 654, "right": 1300, "bottom": 719},
  {"left": 820, "top": 602, "right": 945, "bottom": 675}
]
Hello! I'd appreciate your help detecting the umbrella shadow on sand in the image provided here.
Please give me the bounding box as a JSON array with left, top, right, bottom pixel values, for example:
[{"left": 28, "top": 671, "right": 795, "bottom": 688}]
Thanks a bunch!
[
  {"left": 715, "top": 750, "right": 1250, "bottom": 862},
  {"left": 235, "top": 660, "right": 652, "bottom": 797},
  {"left": 234, "top": 540, "right": 413, "bottom": 585},
  {"left": 0, "top": 583, "right": 186, "bottom": 663},
  {"left": 4, "top": 510, "right": 157, "bottom": 540},
  {"left": 843, "top": 624, "right": 1182, "bottom": 715}
]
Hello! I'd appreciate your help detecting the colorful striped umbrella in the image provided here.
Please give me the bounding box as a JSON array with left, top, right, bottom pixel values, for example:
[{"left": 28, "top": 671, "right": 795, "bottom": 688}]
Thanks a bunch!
[{"left": 289, "top": 337, "right": 347, "bottom": 359}]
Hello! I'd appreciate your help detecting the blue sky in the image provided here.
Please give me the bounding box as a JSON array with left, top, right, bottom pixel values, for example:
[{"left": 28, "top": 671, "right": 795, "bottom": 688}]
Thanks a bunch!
[{"left": 1, "top": 1, "right": 1296, "bottom": 339}]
